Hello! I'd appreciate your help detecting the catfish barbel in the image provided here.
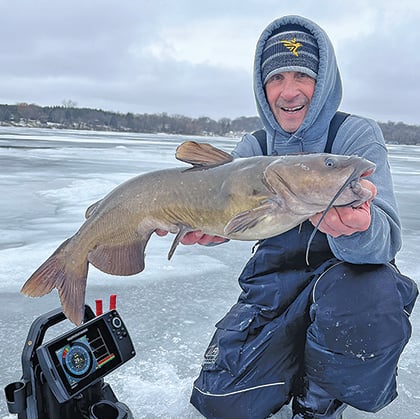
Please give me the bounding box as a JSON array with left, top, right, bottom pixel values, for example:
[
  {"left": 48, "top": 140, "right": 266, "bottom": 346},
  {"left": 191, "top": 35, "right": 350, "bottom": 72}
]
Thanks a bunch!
[{"left": 21, "top": 141, "right": 375, "bottom": 325}]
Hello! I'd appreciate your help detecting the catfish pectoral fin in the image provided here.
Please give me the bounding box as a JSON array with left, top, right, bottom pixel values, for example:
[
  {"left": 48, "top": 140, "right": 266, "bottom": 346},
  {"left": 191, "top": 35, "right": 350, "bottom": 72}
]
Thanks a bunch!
[
  {"left": 224, "top": 202, "right": 278, "bottom": 237},
  {"left": 88, "top": 234, "right": 153, "bottom": 276},
  {"left": 21, "top": 237, "right": 88, "bottom": 326},
  {"left": 167, "top": 225, "right": 191, "bottom": 260}
]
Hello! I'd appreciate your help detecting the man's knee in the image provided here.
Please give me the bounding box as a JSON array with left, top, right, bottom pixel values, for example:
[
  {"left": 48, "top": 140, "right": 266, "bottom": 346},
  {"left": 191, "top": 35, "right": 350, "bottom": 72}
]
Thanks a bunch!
[
  {"left": 309, "top": 262, "right": 412, "bottom": 352},
  {"left": 304, "top": 262, "right": 417, "bottom": 412}
]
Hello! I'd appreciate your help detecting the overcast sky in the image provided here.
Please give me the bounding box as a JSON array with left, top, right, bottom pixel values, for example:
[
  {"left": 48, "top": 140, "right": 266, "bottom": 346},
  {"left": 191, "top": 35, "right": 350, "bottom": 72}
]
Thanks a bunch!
[{"left": 1, "top": 0, "right": 419, "bottom": 125}]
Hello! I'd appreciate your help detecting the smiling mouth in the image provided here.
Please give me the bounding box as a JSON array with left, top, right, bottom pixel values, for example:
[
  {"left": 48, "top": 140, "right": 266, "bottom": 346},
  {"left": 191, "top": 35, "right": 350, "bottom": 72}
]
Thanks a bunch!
[{"left": 281, "top": 105, "right": 305, "bottom": 113}]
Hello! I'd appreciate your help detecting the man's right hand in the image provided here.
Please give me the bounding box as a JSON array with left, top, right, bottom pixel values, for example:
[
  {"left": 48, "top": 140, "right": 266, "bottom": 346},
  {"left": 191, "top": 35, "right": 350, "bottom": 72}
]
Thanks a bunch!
[
  {"left": 309, "top": 179, "right": 377, "bottom": 238},
  {"left": 155, "top": 229, "right": 228, "bottom": 246}
]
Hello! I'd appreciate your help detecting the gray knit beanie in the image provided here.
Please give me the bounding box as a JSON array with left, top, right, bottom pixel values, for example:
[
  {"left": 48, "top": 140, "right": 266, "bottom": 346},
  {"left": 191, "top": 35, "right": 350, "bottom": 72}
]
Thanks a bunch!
[{"left": 261, "top": 25, "right": 319, "bottom": 84}]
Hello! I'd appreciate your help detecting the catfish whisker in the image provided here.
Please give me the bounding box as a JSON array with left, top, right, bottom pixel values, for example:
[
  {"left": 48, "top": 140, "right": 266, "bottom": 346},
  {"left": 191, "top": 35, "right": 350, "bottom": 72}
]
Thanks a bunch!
[{"left": 305, "top": 168, "right": 358, "bottom": 265}]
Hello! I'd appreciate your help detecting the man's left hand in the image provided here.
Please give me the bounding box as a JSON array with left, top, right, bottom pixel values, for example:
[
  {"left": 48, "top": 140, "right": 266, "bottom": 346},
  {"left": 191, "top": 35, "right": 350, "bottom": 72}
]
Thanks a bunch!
[
  {"left": 155, "top": 229, "right": 227, "bottom": 245},
  {"left": 309, "top": 179, "right": 377, "bottom": 238}
]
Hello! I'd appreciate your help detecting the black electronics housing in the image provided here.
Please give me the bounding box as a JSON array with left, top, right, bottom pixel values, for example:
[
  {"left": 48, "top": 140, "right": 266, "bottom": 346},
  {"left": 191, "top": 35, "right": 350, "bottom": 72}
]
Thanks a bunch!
[
  {"left": 37, "top": 309, "right": 135, "bottom": 403},
  {"left": 4, "top": 305, "right": 135, "bottom": 419}
]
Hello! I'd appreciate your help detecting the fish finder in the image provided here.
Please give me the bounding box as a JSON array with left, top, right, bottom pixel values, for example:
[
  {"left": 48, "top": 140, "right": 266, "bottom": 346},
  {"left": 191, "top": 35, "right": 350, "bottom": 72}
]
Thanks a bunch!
[
  {"left": 37, "top": 309, "right": 135, "bottom": 403},
  {"left": 4, "top": 299, "right": 136, "bottom": 419}
]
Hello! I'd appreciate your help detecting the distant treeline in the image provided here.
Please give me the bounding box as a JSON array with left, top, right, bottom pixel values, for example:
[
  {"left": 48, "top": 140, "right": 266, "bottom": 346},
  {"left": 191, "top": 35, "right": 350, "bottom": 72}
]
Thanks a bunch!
[{"left": 1, "top": 103, "right": 419, "bottom": 145}]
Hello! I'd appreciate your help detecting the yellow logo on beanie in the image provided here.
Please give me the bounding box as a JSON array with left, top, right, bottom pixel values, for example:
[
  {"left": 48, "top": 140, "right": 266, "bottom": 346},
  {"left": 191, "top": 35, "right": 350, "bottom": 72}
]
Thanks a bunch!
[{"left": 280, "top": 37, "right": 302, "bottom": 57}]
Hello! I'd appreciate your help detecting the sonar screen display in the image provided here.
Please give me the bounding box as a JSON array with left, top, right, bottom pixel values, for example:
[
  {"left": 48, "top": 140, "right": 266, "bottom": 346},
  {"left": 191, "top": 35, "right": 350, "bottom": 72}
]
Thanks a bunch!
[{"left": 49, "top": 319, "right": 121, "bottom": 395}]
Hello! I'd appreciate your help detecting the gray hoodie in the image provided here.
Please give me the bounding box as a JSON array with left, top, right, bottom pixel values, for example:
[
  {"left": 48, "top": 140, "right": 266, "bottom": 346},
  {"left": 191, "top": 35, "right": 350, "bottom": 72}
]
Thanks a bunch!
[{"left": 232, "top": 15, "right": 401, "bottom": 264}]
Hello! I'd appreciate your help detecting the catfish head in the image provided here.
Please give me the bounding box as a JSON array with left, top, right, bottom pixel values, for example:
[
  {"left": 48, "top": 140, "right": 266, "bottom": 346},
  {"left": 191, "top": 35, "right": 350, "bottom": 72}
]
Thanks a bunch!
[{"left": 263, "top": 153, "right": 376, "bottom": 215}]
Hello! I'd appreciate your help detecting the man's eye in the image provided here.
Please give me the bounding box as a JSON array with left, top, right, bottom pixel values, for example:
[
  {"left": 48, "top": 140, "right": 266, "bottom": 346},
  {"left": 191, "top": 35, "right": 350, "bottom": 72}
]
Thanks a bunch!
[
  {"left": 297, "top": 72, "right": 308, "bottom": 78},
  {"left": 268, "top": 74, "right": 283, "bottom": 83}
]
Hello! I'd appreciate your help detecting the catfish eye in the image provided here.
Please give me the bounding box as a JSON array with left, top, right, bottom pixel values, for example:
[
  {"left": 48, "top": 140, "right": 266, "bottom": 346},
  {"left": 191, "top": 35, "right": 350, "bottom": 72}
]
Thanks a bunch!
[{"left": 325, "top": 158, "right": 335, "bottom": 168}]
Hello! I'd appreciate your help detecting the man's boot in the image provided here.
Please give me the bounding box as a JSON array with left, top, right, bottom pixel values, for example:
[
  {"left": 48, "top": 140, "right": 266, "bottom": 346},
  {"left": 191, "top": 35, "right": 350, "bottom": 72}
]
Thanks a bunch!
[{"left": 292, "top": 380, "right": 347, "bottom": 419}]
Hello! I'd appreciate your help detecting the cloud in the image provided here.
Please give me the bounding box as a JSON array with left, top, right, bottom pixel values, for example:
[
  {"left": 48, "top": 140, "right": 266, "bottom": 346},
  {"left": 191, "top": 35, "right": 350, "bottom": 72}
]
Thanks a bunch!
[
  {"left": 330, "top": 4, "right": 420, "bottom": 123},
  {"left": 0, "top": 0, "right": 419, "bottom": 124}
]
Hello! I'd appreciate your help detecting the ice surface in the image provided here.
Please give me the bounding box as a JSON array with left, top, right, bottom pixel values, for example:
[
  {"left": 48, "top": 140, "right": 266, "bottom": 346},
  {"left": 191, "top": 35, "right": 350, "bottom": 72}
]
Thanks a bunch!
[{"left": 0, "top": 128, "right": 419, "bottom": 418}]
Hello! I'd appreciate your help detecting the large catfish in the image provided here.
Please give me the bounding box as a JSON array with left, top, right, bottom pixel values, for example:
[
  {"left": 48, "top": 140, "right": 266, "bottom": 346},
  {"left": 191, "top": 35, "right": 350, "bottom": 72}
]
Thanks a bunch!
[{"left": 21, "top": 141, "right": 375, "bottom": 325}]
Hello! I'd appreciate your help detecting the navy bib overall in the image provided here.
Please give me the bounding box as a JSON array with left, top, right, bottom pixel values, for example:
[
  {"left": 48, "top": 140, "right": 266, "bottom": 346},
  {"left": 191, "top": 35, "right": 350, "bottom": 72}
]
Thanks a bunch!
[{"left": 191, "top": 222, "right": 418, "bottom": 419}]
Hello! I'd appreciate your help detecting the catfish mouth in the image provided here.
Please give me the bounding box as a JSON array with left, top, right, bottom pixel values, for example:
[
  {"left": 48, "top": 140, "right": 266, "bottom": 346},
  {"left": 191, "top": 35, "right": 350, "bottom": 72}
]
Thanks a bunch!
[
  {"left": 305, "top": 158, "right": 376, "bottom": 265},
  {"left": 341, "top": 164, "right": 376, "bottom": 207},
  {"left": 320, "top": 158, "right": 376, "bottom": 215}
]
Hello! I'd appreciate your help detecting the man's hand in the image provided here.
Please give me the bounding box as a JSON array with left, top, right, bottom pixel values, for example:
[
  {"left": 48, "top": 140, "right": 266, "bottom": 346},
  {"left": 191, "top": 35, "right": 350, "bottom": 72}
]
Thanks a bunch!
[
  {"left": 309, "top": 179, "right": 377, "bottom": 238},
  {"left": 155, "top": 229, "right": 228, "bottom": 246}
]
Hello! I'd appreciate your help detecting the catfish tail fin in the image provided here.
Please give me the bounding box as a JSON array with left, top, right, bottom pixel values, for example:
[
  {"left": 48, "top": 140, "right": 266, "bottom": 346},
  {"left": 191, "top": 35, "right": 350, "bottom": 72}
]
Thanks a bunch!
[{"left": 21, "top": 238, "right": 88, "bottom": 326}]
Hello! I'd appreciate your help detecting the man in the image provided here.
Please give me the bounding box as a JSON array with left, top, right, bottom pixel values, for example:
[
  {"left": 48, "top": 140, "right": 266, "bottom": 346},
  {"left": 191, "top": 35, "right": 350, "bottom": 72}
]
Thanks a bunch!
[{"left": 161, "top": 15, "right": 418, "bottom": 418}]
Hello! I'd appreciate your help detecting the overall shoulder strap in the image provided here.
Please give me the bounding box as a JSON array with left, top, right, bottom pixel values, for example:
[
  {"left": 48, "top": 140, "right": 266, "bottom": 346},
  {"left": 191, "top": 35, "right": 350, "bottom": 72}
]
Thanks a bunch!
[
  {"left": 324, "top": 111, "right": 350, "bottom": 153},
  {"left": 252, "top": 111, "right": 350, "bottom": 156},
  {"left": 251, "top": 129, "right": 267, "bottom": 155}
]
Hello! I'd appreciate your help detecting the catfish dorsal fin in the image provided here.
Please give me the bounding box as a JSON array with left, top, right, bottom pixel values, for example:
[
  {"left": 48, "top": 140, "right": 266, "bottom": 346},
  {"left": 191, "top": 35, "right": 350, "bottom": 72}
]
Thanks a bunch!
[{"left": 175, "top": 141, "right": 233, "bottom": 168}]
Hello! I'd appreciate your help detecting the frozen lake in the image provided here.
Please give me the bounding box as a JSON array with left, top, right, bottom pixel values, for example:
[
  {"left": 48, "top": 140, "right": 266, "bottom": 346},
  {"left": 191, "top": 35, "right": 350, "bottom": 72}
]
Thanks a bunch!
[{"left": 0, "top": 127, "right": 419, "bottom": 418}]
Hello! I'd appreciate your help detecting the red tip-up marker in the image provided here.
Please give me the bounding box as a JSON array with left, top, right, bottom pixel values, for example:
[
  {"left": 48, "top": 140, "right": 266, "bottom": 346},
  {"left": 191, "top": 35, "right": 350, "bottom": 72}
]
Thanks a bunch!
[
  {"left": 95, "top": 299, "right": 103, "bottom": 316},
  {"left": 110, "top": 294, "right": 117, "bottom": 310}
]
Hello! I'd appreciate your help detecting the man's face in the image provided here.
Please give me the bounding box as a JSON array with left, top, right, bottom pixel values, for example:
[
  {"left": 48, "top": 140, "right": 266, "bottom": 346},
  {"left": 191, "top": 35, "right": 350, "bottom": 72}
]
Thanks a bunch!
[{"left": 265, "top": 71, "right": 316, "bottom": 133}]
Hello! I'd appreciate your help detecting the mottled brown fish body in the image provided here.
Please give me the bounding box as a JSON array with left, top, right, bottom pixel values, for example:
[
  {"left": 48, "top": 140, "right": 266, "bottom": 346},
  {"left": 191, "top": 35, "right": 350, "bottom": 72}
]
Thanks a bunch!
[
  {"left": 21, "top": 141, "right": 375, "bottom": 325},
  {"left": 93, "top": 157, "right": 273, "bottom": 236}
]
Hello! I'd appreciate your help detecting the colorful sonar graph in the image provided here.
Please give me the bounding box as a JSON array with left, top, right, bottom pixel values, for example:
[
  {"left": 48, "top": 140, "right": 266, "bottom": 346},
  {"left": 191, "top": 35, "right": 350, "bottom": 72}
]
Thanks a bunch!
[{"left": 97, "top": 353, "right": 116, "bottom": 368}]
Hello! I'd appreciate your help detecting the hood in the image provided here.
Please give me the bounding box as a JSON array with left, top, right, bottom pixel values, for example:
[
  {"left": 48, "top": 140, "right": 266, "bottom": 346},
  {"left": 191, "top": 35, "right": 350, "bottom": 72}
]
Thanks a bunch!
[{"left": 253, "top": 15, "right": 343, "bottom": 153}]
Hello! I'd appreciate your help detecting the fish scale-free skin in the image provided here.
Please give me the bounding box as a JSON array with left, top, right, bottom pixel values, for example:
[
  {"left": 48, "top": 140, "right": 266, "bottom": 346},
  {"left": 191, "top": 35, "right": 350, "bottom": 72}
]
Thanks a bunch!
[{"left": 21, "top": 142, "right": 374, "bottom": 325}]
